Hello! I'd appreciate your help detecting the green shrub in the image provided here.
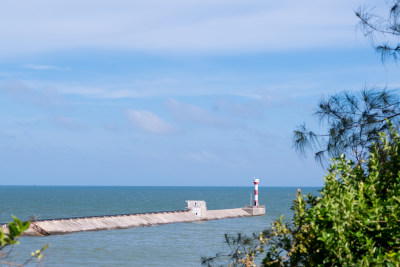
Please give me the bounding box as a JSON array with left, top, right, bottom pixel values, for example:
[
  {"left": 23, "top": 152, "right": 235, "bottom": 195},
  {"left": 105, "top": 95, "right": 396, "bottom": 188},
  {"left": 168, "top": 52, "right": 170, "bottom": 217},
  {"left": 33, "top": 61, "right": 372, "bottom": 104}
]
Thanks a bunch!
[
  {"left": 262, "top": 128, "right": 400, "bottom": 266},
  {"left": 203, "top": 127, "right": 400, "bottom": 266},
  {"left": 0, "top": 216, "right": 48, "bottom": 266}
]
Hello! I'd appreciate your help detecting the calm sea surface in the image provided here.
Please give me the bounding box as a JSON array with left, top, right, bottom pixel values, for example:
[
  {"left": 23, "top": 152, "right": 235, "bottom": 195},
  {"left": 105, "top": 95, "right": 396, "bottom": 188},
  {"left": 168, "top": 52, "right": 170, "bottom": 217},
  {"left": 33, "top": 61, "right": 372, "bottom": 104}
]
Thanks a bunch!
[{"left": 0, "top": 186, "right": 319, "bottom": 266}]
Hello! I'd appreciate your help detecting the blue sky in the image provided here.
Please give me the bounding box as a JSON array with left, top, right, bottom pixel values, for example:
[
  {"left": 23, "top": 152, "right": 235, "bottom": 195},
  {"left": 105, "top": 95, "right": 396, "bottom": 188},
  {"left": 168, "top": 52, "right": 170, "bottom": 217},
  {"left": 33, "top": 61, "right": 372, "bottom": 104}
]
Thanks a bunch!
[{"left": 1, "top": 0, "right": 399, "bottom": 186}]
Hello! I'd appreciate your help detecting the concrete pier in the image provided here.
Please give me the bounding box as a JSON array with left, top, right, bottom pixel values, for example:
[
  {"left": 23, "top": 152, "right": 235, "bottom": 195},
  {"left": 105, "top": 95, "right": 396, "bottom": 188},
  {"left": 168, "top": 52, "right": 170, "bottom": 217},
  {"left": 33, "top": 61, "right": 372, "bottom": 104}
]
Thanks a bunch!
[{"left": 0, "top": 201, "right": 265, "bottom": 236}]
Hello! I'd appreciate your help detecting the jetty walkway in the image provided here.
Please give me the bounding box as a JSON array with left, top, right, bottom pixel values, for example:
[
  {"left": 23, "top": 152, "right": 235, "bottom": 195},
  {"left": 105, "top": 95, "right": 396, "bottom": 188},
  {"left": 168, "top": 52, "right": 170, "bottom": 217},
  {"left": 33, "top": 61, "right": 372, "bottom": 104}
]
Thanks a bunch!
[{"left": 0, "top": 201, "right": 265, "bottom": 236}]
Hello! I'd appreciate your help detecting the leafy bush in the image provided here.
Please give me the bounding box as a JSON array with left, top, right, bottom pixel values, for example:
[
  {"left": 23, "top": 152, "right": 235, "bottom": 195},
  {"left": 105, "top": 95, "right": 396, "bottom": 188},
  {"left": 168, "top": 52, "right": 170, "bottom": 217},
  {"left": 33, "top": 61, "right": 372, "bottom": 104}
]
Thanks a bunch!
[
  {"left": 204, "top": 127, "right": 400, "bottom": 266},
  {"left": 265, "top": 127, "right": 400, "bottom": 266},
  {"left": 0, "top": 216, "right": 48, "bottom": 266},
  {"left": 0, "top": 216, "right": 30, "bottom": 249}
]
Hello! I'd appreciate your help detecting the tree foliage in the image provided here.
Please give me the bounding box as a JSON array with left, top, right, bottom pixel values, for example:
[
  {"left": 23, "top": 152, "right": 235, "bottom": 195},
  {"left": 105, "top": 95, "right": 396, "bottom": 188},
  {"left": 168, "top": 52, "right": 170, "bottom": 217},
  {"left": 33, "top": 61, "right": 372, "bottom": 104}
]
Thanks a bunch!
[
  {"left": 204, "top": 1, "right": 400, "bottom": 265},
  {"left": 201, "top": 232, "right": 267, "bottom": 267},
  {"left": 265, "top": 127, "right": 400, "bottom": 266},
  {"left": 0, "top": 217, "right": 30, "bottom": 250},
  {"left": 205, "top": 127, "right": 400, "bottom": 266},
  {"left": 294, "top": 0, "right": 400, "bottom": 166},
  {"left": 0, "top": 217, "right": 48, "bottom": 266},
  {"left": 293, "top": 88, "right": 400, "bottom": 165},
  {"left": 356, "top": 0, "right": 400, "bottom": 62}
]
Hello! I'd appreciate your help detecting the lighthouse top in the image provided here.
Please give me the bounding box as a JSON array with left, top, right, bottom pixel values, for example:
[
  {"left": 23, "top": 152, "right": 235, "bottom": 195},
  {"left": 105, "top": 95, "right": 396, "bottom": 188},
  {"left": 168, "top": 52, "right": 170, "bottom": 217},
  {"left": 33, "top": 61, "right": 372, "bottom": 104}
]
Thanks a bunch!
[{"left": 254, "top": 178, "right": 259, "bottom": 183}]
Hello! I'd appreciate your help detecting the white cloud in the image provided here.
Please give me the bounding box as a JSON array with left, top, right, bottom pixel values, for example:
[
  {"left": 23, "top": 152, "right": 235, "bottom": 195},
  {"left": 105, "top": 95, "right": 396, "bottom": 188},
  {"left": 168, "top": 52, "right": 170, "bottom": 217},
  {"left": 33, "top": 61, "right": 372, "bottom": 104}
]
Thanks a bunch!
[
  {"left": 55, "top": 79, "right": 179, "bottom": 99},
  {"left": 126, "top": 109, "right": 176, "bottom": 134},
  {"left": 0, "top": 0, "right": 365, "bottom": 58},
  {"left": 35, "top": 80, "right": 263, "bottom": 99},
  {"left": 21, "top": 64, "right": 69, "bottom": 71}
]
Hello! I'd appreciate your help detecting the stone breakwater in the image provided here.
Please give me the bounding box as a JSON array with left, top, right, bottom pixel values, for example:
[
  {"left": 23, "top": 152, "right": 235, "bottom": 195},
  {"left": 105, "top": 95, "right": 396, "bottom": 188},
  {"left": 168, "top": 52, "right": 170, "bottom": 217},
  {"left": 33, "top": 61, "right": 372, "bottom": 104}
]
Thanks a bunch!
[{"left": 0, "top": 203, "right": 265, "bottom": 236}]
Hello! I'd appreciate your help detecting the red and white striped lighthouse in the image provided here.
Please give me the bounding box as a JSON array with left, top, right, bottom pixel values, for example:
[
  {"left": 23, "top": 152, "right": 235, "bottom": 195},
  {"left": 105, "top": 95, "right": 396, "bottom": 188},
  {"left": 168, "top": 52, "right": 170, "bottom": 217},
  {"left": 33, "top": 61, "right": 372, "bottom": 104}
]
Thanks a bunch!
[{"left": 253, "top": 178, "right": 259, "bottom": 207}]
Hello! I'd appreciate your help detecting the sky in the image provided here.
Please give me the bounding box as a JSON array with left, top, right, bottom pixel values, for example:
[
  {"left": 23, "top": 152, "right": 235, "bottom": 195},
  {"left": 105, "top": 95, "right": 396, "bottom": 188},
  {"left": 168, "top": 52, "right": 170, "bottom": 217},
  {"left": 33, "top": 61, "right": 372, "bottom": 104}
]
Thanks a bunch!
[{"left": 1, "top": 0, "right": 399, "bottom": 186}]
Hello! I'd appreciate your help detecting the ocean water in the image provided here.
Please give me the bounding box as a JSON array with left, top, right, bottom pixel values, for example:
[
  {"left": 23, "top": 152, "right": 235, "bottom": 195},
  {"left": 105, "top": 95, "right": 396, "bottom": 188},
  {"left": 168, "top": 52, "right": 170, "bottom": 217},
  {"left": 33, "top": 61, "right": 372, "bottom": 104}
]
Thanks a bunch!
[{"left": 0, "top": 186, "right": 319, "bottom": 266}]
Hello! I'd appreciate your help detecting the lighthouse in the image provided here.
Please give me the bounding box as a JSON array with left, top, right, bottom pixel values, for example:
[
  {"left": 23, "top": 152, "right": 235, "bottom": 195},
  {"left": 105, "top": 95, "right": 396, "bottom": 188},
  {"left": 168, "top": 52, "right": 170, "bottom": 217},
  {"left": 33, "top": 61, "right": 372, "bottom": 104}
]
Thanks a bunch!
[{"left": 253, "top": 178, "right": 259, "bottom": 207}]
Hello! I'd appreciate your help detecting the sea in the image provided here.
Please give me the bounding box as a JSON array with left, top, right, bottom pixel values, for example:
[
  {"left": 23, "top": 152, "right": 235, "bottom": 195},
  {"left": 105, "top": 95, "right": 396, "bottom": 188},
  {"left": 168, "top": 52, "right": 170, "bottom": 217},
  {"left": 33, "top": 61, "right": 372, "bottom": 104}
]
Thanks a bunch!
[{"left": 0, "top": 186, "right": 320, "bottom": 266}]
